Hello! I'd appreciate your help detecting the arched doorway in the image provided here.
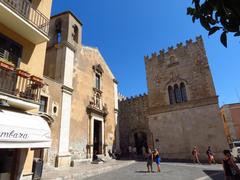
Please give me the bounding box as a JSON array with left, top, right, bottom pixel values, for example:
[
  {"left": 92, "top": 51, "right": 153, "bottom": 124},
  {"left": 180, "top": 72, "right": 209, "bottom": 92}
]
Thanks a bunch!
[{"left": 134, "top": 132, "right": 148, "bottom": 155}]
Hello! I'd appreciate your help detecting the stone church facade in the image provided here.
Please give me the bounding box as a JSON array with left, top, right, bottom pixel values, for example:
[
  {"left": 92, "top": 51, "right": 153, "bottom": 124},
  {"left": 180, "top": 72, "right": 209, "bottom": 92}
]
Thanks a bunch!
[
  {"left": 42, "top": 11, "right": 119, "bottom": 167},
  {"left": 119, "top": 37, "right": 228, "bottom": 161}
]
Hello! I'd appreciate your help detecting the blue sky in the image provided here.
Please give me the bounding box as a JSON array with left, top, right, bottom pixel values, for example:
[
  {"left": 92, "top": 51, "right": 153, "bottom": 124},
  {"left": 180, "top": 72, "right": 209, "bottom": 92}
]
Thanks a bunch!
[{"left": 52, "top": 0, "right": 240, "bottom": 106}]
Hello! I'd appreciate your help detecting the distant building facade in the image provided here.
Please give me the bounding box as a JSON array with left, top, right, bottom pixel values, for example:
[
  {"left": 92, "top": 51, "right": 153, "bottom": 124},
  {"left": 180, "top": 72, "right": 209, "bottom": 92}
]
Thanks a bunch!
[
  {"left": 43, "top": 11, "right": 119, "bottom": 167},
  {"left": 220, "top": 103, "right": 240, "bottom": 144},
  {"left": 119, "top": 37, "right": 228, "bottom": 161}
]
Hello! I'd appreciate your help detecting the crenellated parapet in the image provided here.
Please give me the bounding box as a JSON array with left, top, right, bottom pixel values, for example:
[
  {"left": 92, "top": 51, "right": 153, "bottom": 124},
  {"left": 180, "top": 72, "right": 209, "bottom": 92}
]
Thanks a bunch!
[
  {"left": 144, "top": 36, "right": 204, "bottom": 66},
  {"left": 118, "top": 92, "right": 126, "bottom": 101},
  {"left": 119, "top": 93, "right": 148, "bottom": 107}
]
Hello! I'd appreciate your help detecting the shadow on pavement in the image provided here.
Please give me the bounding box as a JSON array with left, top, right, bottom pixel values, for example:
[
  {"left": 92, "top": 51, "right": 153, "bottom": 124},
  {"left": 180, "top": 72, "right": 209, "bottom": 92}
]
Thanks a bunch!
[
  {"left": 135, "top": 170, "right": 150, "bottom": 173},
  {"left": 203, "top": 170, "right": 224, "bottom": 180}
]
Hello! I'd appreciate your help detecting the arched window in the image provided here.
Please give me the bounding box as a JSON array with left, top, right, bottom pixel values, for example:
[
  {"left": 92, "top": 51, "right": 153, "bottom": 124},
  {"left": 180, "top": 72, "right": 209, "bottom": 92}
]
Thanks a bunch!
[
  {"left": 72, "top": 25, "right": 79, "bottom": 43},
  {"left": 55, "top": 19, "right": 62, "bottom": 44},
  {"left": 174, "top": 84, "right": 182, "bottom": 103},
  {"left": 168, "top": 86, "right": 175, "bottom": 104},
  {"left": 180, "top": 82, "right": 188, "bottom": 102}
]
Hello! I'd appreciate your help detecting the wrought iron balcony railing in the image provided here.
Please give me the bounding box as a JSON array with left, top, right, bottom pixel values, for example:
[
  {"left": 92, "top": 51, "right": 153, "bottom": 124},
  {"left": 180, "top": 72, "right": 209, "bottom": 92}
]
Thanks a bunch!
[
  {"left": 0, "top": 64, "right": 43, "bottom": 103},
  {"left": 0, "top": 0, "right": 49, "bottom": 36}
]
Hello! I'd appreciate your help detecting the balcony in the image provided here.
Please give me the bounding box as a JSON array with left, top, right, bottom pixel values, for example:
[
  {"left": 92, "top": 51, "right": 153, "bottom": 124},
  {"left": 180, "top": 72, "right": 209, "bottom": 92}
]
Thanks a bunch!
[
  {"left": 0, "top": 56, "right": 43, "bottom": 110},
  {"left": 0, "top": 0, "right": 49, "bottom": 44}
]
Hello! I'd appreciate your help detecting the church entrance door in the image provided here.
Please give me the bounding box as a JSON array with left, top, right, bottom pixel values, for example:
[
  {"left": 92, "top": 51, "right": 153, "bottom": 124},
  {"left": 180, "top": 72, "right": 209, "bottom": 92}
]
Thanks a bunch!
[{"left": 93, "top": 120, "right": 103, "bottom": 154}]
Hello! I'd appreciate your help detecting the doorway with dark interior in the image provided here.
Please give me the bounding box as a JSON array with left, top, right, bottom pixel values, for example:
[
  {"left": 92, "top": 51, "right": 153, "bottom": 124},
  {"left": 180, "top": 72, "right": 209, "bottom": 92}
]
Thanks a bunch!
[
  {"left": 93, "top": 120, "right": 103, "bottom": 155},
  {"left": 0, "top": 149, "right": 19, "bottom": 180},
  {"left": 134, "top": 132, "right": 148, "bottom": 155}
]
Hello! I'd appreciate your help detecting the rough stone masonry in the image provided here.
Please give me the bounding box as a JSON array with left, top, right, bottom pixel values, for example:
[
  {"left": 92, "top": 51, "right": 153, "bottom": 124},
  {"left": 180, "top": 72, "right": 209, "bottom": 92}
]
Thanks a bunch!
[{"left": 119, "top": 36, "right": 228, "bottom": 161}]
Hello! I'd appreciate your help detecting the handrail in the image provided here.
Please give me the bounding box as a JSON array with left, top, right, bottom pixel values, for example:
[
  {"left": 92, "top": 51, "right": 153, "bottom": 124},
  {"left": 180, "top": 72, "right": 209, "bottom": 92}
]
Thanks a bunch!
[
  {"left": 0, "top": 0, "right": 50, "bottom": 36},
  {"left": 0, "top": 67, "right": 43, "bottom": 103}
]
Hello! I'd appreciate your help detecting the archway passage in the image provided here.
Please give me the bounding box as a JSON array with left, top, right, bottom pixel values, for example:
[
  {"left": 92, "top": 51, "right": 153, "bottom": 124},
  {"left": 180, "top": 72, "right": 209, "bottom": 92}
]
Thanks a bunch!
[
  {"left": 134, "top": 132, "right": 148, "bottom": 155},
  {"left": 93, "top": 120, "right": 103, "bottom": 154}
]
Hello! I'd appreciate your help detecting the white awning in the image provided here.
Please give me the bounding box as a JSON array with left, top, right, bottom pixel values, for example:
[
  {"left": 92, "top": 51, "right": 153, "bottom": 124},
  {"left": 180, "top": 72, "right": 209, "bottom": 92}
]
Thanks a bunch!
[{"left": 0, "top": 109, "right": 51, "bottom": 148}]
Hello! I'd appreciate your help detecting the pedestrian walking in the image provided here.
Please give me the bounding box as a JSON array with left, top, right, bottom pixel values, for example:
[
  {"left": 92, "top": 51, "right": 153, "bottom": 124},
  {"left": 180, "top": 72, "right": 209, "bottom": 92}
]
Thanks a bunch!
[
  {"left": 206, "top": 146, "right": 216, "bottom": 165},
  {"left": 222, "top": 149, "right": 240, "bottom": 180},
  {"left": 192, "top": 146, "right": 200, "bottom": 164},
  {"left": 146, "top": 148, "right": 153, "bottom": 172},
  {"left": 154, "top": 149, "right": 161, "bottom": 172}
]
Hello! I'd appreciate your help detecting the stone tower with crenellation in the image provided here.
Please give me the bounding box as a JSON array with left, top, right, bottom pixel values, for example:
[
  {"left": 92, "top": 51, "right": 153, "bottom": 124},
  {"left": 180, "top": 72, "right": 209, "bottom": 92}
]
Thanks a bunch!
[
  {"left": 145, "top": 36, "right": 216, "bottom": 109},
  {"left": 144, "top": 36, "right": 228, "bottom": 160},
  {"left": 119, "top": 36, "right": 228, "bottom": 161}
]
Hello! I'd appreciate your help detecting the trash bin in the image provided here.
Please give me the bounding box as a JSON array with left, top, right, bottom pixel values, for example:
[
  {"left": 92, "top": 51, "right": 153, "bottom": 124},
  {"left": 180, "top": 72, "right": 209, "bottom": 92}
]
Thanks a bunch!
[{"left": 32, "top": 158, "right": 43, "bottom": 180}]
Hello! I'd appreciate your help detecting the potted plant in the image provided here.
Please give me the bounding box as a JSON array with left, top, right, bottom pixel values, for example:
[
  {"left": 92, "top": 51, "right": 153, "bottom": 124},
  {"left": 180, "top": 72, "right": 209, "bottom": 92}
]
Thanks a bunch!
[
  {"left": 16, "top": 69, "right": 30, "bottom": 78},
  {"left": 0, "top": 59, "right": 15, "bottom": 71},
  {"left": 30, "top": 75, "right": 44, "bottom": 88}
]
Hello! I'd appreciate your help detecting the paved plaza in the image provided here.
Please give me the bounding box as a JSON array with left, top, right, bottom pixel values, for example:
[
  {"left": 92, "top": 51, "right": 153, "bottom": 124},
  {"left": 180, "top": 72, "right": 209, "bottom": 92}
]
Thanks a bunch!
[{"left": 85, "top": 161, "right": 225, "bottom": 180}]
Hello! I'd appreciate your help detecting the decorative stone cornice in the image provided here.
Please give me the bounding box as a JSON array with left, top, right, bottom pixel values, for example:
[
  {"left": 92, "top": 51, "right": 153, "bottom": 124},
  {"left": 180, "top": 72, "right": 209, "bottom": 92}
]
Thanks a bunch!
[
  {"left": 148, "top": 96, "right": 219, "bottom": 115},
  {"left": 62, "top": 85, "right": 73, "bottom": 95},
  {"left": 86, "top": 104, "right": 108, "bottom": 118},
  {"left": 93, "top": 64, "right": 104, "bottom": 74}
]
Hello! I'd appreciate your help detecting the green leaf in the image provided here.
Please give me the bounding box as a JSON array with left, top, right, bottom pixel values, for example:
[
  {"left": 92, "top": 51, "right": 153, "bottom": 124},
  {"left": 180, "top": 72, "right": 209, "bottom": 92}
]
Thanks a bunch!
[
  {"left": 200, "top": 16, "right": 211, "bottom": 30},
  {"left": 234, "top": 32, "right": 240, "bottom": 37},
  {"left": 192, "top": 16, "right": 196, "bottom": 23},
  {"left": 187, "top": 7, "right": 195, "bottom": 15},
  {"left": 220, "top": 31, "right": 227, "bottom": 48},
  {"left": 208, "top": 26, "right": 220, "bottom": 36}
]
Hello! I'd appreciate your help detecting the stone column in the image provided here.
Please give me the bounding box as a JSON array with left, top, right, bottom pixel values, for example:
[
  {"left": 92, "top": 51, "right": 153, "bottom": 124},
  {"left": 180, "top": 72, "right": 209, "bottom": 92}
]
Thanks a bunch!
[
  {"left": 113, "top": 79, "right": 120, "bottom": 151},
  {"left": 56, "top": 46, "right": 74, "bottom": 167}
]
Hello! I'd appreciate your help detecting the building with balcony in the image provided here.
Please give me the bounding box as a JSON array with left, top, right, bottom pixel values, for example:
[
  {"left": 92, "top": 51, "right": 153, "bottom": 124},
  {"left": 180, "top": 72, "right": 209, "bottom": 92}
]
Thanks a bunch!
[
  {"left": 0, "top": 0, "right": 53, "bottom": 179},
  {"left": 42, "top": 11, "right": 119, "bottom": 168},
  {"left": 220, "top": 103, "right": 240, "bottom": 144}
]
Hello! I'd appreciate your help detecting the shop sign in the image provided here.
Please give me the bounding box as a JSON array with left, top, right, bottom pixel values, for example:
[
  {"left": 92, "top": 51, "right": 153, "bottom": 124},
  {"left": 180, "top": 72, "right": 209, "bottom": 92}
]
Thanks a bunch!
[
  {"left": 0, "top": 130, "right": 28, "bottom": 140},
  {"left": 0, "top": 126, "right": 50, "bottom": 143}
]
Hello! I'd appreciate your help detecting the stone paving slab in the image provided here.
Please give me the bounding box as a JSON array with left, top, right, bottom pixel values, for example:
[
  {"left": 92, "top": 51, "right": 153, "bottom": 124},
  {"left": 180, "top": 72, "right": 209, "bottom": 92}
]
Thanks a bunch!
[{"left": 42, "top": 160, "right": 135, "bottom": 180}]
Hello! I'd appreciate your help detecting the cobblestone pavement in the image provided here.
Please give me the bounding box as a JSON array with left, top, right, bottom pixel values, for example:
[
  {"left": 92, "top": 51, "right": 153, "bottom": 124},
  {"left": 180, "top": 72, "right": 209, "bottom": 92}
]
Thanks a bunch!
[
  {"left": 85, "top": 162, "right": 226, "bottom": 180},
  {"left": 42, "top": 160, "right": 135, "bottom": 180}
]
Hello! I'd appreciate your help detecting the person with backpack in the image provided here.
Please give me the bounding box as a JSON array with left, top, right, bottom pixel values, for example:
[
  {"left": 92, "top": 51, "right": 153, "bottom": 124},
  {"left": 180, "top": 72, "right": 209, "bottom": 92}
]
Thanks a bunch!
[
  {"left": 146, "top": 148, "right": 153, "bottom": 172},
  {"left": 154, "top": 149, "right": 161, "bottom": 172},
  {"left": 206, "top": 146, "right": 216, "bottom": 165}
]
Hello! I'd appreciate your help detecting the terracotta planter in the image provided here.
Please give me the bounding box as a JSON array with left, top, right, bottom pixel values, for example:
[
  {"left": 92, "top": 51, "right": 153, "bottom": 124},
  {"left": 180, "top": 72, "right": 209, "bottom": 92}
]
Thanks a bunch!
[
  {"left": 17, "top": 69, "right": 30, "bottom": 78},
  {"left": 0, "top": 60, "right": 14, "bottom": 71},
  {"left": 30, "top": 75, "right": 44, "bottom": 87}
]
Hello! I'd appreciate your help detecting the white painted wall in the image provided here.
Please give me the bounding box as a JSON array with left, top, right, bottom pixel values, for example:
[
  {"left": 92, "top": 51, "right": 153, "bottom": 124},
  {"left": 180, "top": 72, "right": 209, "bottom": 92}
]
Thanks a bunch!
[
  {"left": 58, "top": 92, "right": 72, "bottom": 155},
  {"left": 58, "top": 47, "right": 74, "bottom": 156},
  {"left": 63, "top": 47, "right": 74, "bottom": 88},
  {"left": 114, "top": 82, "right": 120, "bottom": 150}
]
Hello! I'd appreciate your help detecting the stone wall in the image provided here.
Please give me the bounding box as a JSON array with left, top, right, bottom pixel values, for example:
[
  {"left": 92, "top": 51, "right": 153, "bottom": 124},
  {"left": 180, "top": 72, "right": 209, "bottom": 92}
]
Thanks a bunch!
[
  {"left": 70, "top": 46, "right": 117, "bottom": 159},
  {"left": 42, "top": 77, "right": 62, "bottom": 166},
  {"left": 149, "top": 103, "right": 226, "bottom": 161},
  {"left": 119, "top": 94, "right": 151, "bottom": 155},
  {"left": 119, "top": 36, "right": 228, "bottom": 161},
  {"left": 145, "top": 36, "right": 216, "bottom": 108},
  {"left": 43, "top": 12, "right": 118, "bottom": 166}
]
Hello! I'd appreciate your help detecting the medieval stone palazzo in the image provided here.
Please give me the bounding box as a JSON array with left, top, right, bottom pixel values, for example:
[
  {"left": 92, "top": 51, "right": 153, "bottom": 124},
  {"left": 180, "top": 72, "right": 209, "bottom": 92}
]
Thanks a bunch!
[{"left": 119, "top": 37, "right": 228, "bottom": 161}]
